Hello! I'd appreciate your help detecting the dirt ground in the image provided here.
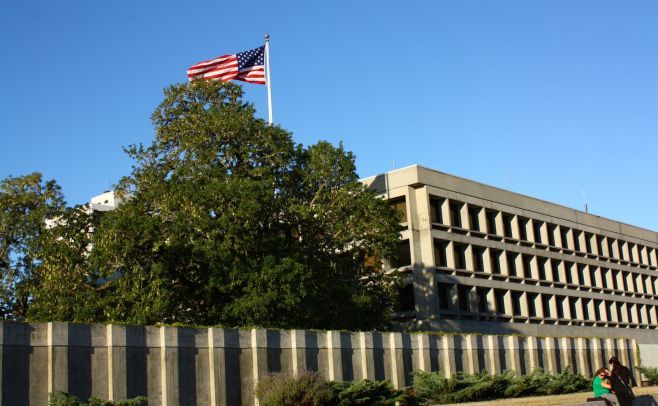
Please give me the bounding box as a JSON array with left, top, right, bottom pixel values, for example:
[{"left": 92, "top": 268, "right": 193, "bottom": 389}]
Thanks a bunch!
[{"left": 440, "top": 385, "right": 658, "bottom": 406}]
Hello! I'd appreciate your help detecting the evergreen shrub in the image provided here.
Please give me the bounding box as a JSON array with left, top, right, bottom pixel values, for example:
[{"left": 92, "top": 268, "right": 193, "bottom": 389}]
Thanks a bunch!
[
  {"left": 638, "top": 366, "right": 658, "bottom": 385},
  {"left": 255, "top": 372, "right": 407, "bottom": 405},
  {"left": 413, "top": 368, "right": 590, "bottom": 403},
  {"left": 48, "top": 392, "right": 147, "bottom": 406}
]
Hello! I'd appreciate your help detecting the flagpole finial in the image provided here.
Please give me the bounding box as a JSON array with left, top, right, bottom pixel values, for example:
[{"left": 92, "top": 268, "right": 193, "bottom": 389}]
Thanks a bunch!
[{"left": 265, "top": 33, "right": 270, "bottom": 41}]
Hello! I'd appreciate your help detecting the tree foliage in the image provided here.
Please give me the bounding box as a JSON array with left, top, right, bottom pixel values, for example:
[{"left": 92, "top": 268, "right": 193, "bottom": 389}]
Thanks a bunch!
[
  {"left": 0, "top": 173, "right": 65, "bottom": 319},
  {"left": 18, "top": 80, "right": 402, "bottom": 330}
]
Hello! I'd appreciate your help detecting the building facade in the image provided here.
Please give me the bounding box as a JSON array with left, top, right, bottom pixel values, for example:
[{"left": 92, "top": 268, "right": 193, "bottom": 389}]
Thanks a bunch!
[{"left": 363, "top": 165, "right": 658, "bottom": 344}]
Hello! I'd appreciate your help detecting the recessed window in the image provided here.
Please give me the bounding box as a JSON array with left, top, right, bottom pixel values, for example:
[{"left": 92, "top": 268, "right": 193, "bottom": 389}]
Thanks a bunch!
[
  {"left": 393, "top": 240, "right": 411, "bottom": 268},
  {"left": 449, "top": 201, "right": 463, "bottom": 228},
  {"left": 486, "top": 210, "right": 497, "bottom": 235},
  {"left": 472, "top": 246, "right": 485, "bottom": 272},
  {"left": 518, "top": 217, "right": 529, "bottom": 241},
  {"left": 490, "top": 249, "right": 502, "bottom": 275},
  {"left": 476, "top": 287, "right": 489, "bottom": 312},
  {"left": 560, "top": 226, "right": 570, "bottom": 249},
  {"left": 533, "top": 220, "right": 543, "bottom": 244},
  {"left": 429, "top": 197, "right": 445, "bottom": 224},
  {"left": 453, "top": 243, "right": 467, "bottom": 270},
  {"left": 458, "top": 285, "right": 472, "bottom": 312},
  {"left": 437, "top": 283, "right": 453, "bottom": 310},
  {"left": 396, "top": 284, "right": 415, "bottom": 312},
  {"left": 389, "top": 197, "right": 407, "bottom": 223},
  {"left": 468, "top": 205, "right": 481, "bottom": 231},
  {"left": 503, "top": 213, "right": 514, "bottom": 238},
  {"left": 507, "top": 252, "right": 518, "bottom": 277},
  {"left": 547, "top": 223, "right": 557, "bottom": 247},
  {"left": 522, "top": 255, "right": 533, "bottom": 279},
  {"left": 542, "top": 295, "right": 552, "bottom": 318},
  {"left": 512, "top": 291, "right": 523, "bottom": 316},
  {"left": 433, "top": 239, "right": 449, "bottom": 267},
  {"left": 494, "top": 289, "right": 506, "bottom": 314}
]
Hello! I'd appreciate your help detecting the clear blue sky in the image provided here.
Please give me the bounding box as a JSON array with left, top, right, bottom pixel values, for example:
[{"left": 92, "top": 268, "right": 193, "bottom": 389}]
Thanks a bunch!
[{"left": 2, "top": 1, "right": 657, "bottom": 231}]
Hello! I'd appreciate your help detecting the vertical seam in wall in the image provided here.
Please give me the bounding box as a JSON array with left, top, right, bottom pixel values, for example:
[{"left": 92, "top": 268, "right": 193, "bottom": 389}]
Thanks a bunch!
[
  {"left": 389, "top": 333, "right": 398, "bottom": 388},
  {"left": 160, "top": 326, "right": 168, "bottom": 406},
  {"left": 107, "top": 325, "right": 114, "bottom": 401},
  {"left": 360, "top": 332, "right": 368, "bottom": 379},
  {"left": 208, "top": 328, "right": 216, "bottom": 406},
  {"left": 291, "top": 330, "right": 298, "bottom": 377},
  {"left": 47, "top": 322, "right": 53, "bottom": 395}
]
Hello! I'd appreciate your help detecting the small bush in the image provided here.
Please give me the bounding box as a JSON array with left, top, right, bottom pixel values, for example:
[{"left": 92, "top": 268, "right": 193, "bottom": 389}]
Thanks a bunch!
[
  {"left": 638, "top": 366, "right": 658, "bottom": 385},
  {"left": 330, "top": 379, "right": 406, "bottom": 405},
  {"left": 255, "top": 372, "right": 335, "bottom": 405},
  {"left": 256, "top": 372, "right": 407, "bottom": 405},
  {"left": 48, "top": 392, "right": 147, "bottom": 406},
  {"left": 413, "top": 368, "right": 590, "bottom": 404}
]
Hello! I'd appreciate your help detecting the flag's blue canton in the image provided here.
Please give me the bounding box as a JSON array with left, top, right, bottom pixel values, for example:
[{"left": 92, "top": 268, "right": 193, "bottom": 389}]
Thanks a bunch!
[{"left": 237, "top": 46, "right": 265, "bottom": 69}]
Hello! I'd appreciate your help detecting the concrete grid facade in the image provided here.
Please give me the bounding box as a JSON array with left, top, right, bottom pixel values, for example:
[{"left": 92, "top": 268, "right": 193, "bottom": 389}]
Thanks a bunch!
[{"left": 363, "top": 165, "right": 658, "bottom": 344}]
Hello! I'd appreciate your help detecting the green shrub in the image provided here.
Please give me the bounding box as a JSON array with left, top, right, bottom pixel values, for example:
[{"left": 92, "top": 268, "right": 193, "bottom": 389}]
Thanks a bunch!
[
  {"left": 638, "top": 366, "right": 658, "bottom": 385},
  {"left": 256, "top": 372, "right": 408, "bottom": 405},
  {"left": 48, "top": 392, "right": 147, "bottom": 406},
  {"left": 330, "top": 379, "right": 406, "bottom": 405},
  {"left": 255, "top": 372, "right": 335, "bottom": 405},
  {"left": 413, "top": 368, "right": 590, "bottom": 404}
]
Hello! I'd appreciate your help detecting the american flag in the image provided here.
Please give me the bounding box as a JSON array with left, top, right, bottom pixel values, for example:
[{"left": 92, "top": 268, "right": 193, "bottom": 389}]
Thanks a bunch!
[{"left": 186, "top": 46, "right": 266, "bottom": 85}]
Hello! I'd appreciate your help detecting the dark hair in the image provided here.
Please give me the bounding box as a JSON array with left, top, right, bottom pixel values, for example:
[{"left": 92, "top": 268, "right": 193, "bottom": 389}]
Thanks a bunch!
[
  {"left": 595, "top": 367, "right": 608, "bottom": 377},
  {"left": 609, "top": 356, "right": 622, "bottom": 370}
]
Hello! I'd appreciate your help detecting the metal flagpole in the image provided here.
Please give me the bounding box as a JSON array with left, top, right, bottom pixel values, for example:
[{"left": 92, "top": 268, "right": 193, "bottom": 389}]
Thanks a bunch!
[{"left": 265, "top": 34, "right": 273, "bottom": 125}]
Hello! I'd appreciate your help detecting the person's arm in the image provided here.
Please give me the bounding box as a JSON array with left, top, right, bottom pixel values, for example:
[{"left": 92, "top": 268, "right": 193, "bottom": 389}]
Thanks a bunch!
[{"left": 601, "top": 379, "right": 612, "bottom": 390}]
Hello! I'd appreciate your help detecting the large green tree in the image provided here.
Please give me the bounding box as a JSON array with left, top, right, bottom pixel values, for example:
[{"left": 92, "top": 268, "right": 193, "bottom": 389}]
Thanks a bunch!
[
  {"left": 0, "top": 173, "right": 65, "bottom": 319},
  {"left": 25, "top": 80, "right": 402, "bottom": 330}
]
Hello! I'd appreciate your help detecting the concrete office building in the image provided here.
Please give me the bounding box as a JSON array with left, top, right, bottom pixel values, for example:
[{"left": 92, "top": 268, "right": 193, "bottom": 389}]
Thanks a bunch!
[{"left": 363, "top": 165, "right": 658, "bottom": 346}]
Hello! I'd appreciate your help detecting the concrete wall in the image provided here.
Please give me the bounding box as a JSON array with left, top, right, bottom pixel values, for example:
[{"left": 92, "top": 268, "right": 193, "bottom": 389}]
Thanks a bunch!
[{"left": 0, "top": 321, "right": 643, "bottom": 405}]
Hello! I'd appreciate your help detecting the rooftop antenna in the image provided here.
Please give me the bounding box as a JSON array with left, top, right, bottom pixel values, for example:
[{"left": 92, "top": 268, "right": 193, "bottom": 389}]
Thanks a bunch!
[{"left": 582, "top": 185, "right": 588, "bottom": 213}]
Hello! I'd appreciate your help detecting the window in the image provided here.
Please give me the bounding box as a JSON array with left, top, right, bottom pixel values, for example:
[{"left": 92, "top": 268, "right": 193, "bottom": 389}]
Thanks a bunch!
[
  {"left": 396, "top": 284, "right": 415, "bottom": 312},
  {"left": 522, "top": 254, "right": 533, "bottom": 279},
  {"left": 503, "top": 213, "right": 514, "bottom": 238},
  {"left": 582, "top": 298, "right": 591, "bottom": 321},
  {"left": 449, "top": 201, "right": 463, "bottom": 228},
  {"left": 518, "top": 217, "right": 529, "bottom": 241},
  {"left": 547, "top": 223, "right": 557, "bottom": 247},
  {"left": 608, "top": 238, "right": 616, "bottom": 259},
  {"left": 458, "top": 285, "right": 472, "bottom": 312},
  {"left": 560, "top": 226, "right": 570, "bottom": 249},
  {"left": 527, "top": 293, "right": 538, "bottom": 317},
  {"left": 437, "top": 283, "right": 453, "bottom": 310},
  {"left": 453, "top": 243, "right": 467, "bottom": 269},
  {"left": 537, "top": 257, "right": 548, "bottom": 281},
  {"left": 468, "top": 205, "right": 481, "bottom": 231},
  {"left": 429, "top": 197, "right": 445, "bottom": 224},
  {"left": 569, "top": 297, "right": 579, "bottom": 319},
  {"left": 490, "top": 249, "right": 502, "bottom": 275},
  {"left": 542, "top": 295, "right": 552, "bottom": 318},
  {"left": 551, "top": 260, "right": 561, "bottom": 282},
  {"left": 472, "top": 246, "right": 485, "bottom": 272},
  {"left": 564, "top": 261, "right": 574, "bottom": 284},
  {"left": 533, "top": 220, "right": 543, "bottom": 244},
  {"left": 494, "top": 289, "right": 506, "bottom": 314},
  {"left": 596, "top": 235, "right": 605, "bottom": 256},
  {"left": 556, "top": 296, "right": 566, "bottom": 319},
  {"left": 476, "top": 287, "right": 489, "bottom": 312},
  {"left": 572, "top": 230, "right": 581, "bottom": 252},
  {"left": 507, "top": 252, "right": 518, "bottom": 277},
  {"left": 389, "top": 197, "right": 407, "bottom": 223},
  {"left": 433, "top": 239, "right": 449, "bottom": 267},
  {"left": 585, "top": 232, "right": 593, "bottom": 254},
  {"left": 577, "top": 264, "right": 586, "bottom": 285},
  {"left": 486, "top": 210, "right": 497, "bottom": 235},
  {"left": 512, "top": 291, "right": 523, "bottom": 316},
  {"left": 393, "top": 240, "right": 411, "bottom": 267}
]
